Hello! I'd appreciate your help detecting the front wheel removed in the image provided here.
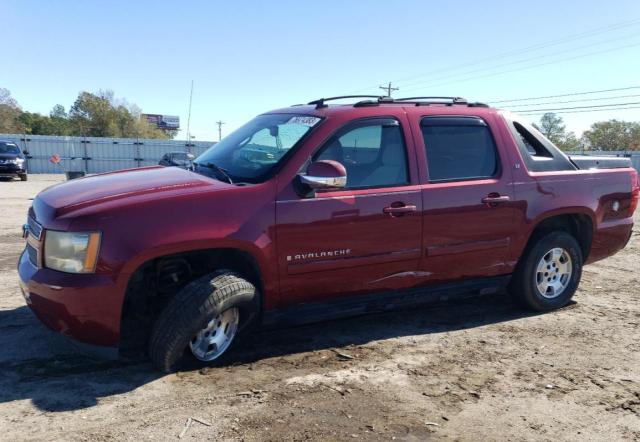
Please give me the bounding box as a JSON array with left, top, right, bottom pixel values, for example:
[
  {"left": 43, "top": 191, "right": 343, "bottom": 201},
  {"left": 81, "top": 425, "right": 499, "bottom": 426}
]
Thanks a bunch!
[{"left": 148, "top": 271, "right": 257, "bottom": 373}]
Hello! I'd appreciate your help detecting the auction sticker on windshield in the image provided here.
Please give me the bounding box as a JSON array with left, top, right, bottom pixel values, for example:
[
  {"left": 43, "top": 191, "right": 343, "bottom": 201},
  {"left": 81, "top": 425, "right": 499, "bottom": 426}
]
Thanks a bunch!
[{"left": 287, "top": 116, "right": 321, "bottom": 127}]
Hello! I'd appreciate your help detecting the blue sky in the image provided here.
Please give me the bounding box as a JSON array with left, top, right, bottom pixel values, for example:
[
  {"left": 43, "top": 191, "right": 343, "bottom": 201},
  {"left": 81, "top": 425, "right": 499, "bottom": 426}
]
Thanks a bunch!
[{"left": 1, "top": 0, "right": 639, "bottom": 141}]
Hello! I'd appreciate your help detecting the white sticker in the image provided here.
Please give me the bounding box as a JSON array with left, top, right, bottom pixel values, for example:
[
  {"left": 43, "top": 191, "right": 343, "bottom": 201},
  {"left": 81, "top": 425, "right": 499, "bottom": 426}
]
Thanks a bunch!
[{"left": 287, "top": 116, "right": 321, "bottom": 127}]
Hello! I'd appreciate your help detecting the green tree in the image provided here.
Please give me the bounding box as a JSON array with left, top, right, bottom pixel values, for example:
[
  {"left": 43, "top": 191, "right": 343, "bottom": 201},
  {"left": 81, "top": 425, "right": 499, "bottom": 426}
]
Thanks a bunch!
[
  {"left": 534, "top": 112, "right": 582, "bottom": 151},
  {"left": 0, "top": 88, "right": 24, "bottom": 133},
  {"left": 537, "top": 113, "right": 566, "bottom": 144},
  {"left": 68, "top": 90, "right": 169, "bottom": 139},
  {"left": 582, "top": 120, "right": 640, "bottom": 151},
  {"left": 48, "top": 104, "right": 71, "bottom": 135},
  {"left": 559, "top": 132, "right": 582, "bottom": 151},
  {"left": 1, "top": 88, "right": 173, "bottom": 138}
]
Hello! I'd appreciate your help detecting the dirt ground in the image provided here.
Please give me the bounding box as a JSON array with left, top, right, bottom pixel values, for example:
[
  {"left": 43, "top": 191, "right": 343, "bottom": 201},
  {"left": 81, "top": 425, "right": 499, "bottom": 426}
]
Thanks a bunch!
[{"left": 0, "top": 174, "right": 638, "bottom": 442}]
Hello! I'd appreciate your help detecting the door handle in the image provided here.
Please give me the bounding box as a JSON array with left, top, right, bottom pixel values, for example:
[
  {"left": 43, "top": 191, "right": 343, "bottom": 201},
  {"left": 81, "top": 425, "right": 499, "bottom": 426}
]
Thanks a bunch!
[
  {"left": 383, "top": 204, "right": 417, "bottom": 215},
  {"left": 482, "top": 194, "right": 511, "bottom": 205}
]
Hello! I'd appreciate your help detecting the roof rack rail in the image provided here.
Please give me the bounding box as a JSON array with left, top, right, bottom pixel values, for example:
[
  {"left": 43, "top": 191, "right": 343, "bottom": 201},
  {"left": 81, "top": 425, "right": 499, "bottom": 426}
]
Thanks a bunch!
[
  {"left": 308, "top": 95, "right": 383, "bottom": 109},
  {"left": 304, "top": 95, "right": 489, "bottom": 109},
  {"left": 353, "top": 96, "right": 395, "bottom": 107},
  {"left": 395, "top": 96, "right": 468, "bottom": 104}
]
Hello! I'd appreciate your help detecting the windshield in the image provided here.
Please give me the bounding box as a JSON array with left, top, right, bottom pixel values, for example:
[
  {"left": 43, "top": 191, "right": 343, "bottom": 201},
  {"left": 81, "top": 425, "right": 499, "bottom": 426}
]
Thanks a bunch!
[
  {"left": 194, "top": 114, "right": 322, "bottom": 183},
  {"left": 0, "top": 143, "right": 20, "bottom": 154}
]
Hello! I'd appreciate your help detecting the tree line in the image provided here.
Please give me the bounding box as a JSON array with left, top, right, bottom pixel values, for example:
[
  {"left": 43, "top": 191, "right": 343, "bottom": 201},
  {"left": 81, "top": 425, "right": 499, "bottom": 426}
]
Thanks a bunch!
[
  {"left": 0, "top": 88, "right": 176, "bottom": 139},
  {"left": 1, "top": 86, "right": 639, "bottom": 149},
  {"left": 533, "top": 112, "right": 639, "bottom": 151}
]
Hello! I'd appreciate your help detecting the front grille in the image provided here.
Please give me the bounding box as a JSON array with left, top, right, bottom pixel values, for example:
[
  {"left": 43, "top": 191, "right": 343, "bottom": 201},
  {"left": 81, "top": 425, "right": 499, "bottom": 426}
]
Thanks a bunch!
[
  {"left": 26, "top": 243, "right": 38, "bottom": 266},
  {"left": 27, "top": 217, "right": 42, "bottom": 240}
]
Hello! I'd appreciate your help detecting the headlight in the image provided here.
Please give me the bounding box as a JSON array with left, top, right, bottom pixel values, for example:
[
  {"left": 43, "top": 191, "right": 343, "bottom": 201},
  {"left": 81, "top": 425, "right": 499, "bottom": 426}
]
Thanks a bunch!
[{"left": 44, "top": 231, "right": 101, "bottom": 273}]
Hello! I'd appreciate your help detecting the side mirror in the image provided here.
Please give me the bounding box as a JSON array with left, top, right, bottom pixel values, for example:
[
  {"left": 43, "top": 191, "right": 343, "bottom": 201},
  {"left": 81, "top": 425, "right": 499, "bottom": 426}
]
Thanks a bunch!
[
  {"left": 298, "top": 160, "right": 347, "bottom": 189},
  {"left": 22, "top": 150, "right": 29, "bottom": 155}
]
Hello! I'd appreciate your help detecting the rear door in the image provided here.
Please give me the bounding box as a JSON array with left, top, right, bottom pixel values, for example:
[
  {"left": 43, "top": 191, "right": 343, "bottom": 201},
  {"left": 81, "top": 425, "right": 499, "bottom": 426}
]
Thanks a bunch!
[
  {"left": 275, "top": 116, "right": 423, "bottom": 306},
  {"left": 412, "top": 114, "right": 517, "bottom": 283}
]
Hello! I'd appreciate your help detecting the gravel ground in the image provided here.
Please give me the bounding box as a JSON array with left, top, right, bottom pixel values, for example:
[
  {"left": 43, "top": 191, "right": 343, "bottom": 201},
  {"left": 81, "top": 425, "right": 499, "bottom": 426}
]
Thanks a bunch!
[{"left": 0, "top": 174, "right": 638, "bottom": 441}]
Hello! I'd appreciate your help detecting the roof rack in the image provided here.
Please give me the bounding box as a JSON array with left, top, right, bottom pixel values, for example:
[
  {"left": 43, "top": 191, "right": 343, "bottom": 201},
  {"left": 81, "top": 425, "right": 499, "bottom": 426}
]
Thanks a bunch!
[
  {"left": 308, "top": 95, "right": 383, "bottom": 109},
  {"left": 305, "top": 95, "right": 489, "bottom": 109}
]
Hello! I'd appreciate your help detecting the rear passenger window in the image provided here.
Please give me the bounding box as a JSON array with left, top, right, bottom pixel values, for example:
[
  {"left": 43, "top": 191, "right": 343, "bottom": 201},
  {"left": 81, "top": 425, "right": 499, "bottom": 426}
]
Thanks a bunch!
[{"left": 421, "top": 117, "right": 499, "bottom": 182}]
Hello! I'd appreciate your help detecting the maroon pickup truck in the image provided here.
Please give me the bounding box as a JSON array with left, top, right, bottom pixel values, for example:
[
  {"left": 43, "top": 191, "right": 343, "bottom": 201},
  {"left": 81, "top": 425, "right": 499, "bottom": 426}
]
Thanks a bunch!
[{"left": 18, "top": 96, "right": 639, "bottom": 372}]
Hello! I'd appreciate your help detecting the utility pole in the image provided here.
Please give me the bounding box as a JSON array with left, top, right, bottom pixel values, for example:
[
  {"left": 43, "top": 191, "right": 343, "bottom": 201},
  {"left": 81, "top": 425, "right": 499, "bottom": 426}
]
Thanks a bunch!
[
  {"left": 379, "top": 82, "right": 399, "bottom": 97},
  {"left": 216, "top": 120, "right": 225, "bottom": 141},
  {"left": 186, "top": 80, "right": 194, "bottom": 150}
]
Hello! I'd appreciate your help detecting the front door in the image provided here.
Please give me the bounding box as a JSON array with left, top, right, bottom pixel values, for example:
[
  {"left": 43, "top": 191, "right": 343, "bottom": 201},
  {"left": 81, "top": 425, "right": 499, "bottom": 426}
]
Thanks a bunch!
[{"left": 275, "top": 117, "right": 423, "bottom": 306}]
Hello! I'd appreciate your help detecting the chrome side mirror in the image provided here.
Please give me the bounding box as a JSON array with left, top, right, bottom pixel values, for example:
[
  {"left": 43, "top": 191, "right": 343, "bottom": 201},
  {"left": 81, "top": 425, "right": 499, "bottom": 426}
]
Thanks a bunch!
[{"left": 298, "top": 160, "right": 347, "bottom": 190}]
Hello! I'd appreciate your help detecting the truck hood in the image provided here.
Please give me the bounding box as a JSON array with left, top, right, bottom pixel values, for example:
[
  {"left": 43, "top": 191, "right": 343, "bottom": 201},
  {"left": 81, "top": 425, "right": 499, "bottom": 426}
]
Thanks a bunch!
[{"left": 37, "top": 166, "right": 230, "bottom": 218}]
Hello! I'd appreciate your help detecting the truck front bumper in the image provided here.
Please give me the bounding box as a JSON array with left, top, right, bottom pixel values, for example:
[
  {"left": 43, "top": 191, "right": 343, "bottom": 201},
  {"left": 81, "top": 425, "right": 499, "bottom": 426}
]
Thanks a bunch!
[{"left": 18, "top": 248, "right": 122, "bottom": 359}]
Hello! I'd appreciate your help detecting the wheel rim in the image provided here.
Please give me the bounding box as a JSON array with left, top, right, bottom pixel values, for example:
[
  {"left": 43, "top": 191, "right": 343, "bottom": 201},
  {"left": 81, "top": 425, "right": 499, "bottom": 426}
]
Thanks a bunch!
[
  {"left": 535, "top": 247, "right": 573, "bottom": 299},
  {"left": 189, "top": 308, "right": 239, "bottom": 362}
]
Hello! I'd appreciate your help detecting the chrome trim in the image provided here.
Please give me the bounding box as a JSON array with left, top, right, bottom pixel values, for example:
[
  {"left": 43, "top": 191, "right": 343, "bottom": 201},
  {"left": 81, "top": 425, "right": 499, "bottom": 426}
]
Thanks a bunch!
[
  {"left": 27, "top": 217, "right": 43, "bottom": 241},
  {"left": 299, "top": 174, "right": 347, "bottom": 189},
  {"left": 26, "top": 243, "right": 39, "bottom": 267}
]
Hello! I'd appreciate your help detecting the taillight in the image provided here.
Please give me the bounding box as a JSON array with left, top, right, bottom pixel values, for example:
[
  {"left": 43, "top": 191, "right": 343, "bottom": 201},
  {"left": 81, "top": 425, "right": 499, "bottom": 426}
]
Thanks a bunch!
[{"left": 629, "top": 169, "right": 639, "bottom": 216}]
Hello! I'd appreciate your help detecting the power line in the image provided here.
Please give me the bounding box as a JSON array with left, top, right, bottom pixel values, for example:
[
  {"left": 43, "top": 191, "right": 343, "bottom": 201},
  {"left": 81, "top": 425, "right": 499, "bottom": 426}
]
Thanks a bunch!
[
  {"left": 395, "top": 18, "right": 640, "bottom": 86},
  {"left": 398, "top": 32, "right": 637, "bottom": 90},
  {"left": 351, "top": 17, "right": 640, "bottom": 94},
  {"left": 506, "top": 93, "right": 640, "bottom": 107},
  {"left": 510, "top": 101, "right": 640, "bottom": 113},
  {"left": 491, "top": 85, "right": 640, "bottom": 104},
  {"left": 518, "top": 105, "right": 640, "bottom": 115},
  {"left": 400, "top": 41, "right": 640, "bottom": 93}
]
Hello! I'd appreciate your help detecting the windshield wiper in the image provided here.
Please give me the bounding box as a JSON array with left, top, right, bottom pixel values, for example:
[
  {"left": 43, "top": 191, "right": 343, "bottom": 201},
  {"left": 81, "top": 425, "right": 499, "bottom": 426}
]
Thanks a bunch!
[{"left": 194, "top": 162, "right": 234, "bottom": 184}]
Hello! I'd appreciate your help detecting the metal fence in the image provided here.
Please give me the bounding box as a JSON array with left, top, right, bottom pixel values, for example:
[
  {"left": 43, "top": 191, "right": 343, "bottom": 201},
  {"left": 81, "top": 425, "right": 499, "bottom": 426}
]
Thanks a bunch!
[
  {"left": 2, "top": 133, "right": 638, "bottom": 175},
  {"left": 0, "top": 133, "right": 216, "bottom": 174},
  {"left": 567, "top": 151, "right": 640, "bottom": 173}
]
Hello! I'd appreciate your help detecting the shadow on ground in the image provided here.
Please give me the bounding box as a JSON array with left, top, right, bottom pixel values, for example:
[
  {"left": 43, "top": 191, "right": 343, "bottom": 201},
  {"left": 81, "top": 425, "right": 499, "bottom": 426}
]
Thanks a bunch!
[{"left": 0, "top": 293, "right": 543, "bottom": 412}]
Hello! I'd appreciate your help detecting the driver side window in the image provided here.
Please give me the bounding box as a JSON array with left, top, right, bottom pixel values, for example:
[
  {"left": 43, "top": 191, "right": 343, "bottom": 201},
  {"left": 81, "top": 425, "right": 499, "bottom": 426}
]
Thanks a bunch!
[{"left": 314, "top": 119, "right": 409, "bottom": 189}]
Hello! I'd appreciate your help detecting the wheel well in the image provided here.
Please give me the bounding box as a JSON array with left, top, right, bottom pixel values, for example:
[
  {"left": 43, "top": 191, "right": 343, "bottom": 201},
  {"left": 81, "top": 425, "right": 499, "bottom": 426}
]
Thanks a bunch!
[
  {"left": 119, "top": 248, "right": 262, "bottom": 357},
  {"left": 526, "top": 214, "right": 593, "bottom": 260}
]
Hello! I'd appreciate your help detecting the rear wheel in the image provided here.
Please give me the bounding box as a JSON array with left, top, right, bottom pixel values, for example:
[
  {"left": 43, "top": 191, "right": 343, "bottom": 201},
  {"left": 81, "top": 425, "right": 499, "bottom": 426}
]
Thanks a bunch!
[
  {"left": 509, "top": 231, "right": 583, "bottom": 311},
  {"left": 148, "top": 271, "right": 257, "bottom": 372},
  {"left": 19, "top": 173, "right": 27, "bottom": 181}
]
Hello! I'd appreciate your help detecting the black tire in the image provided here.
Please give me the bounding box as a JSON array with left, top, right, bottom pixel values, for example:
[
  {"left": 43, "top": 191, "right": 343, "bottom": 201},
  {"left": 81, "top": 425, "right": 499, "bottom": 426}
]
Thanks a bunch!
[
  {"left": 148, "top": 271, "right": 257, "bottom": 373},
  {"left": 19, "top": 173, "right": 27, "bottom": 181},
  {"left": 509, "top": 231, "right": 583, "bottom": 312}
]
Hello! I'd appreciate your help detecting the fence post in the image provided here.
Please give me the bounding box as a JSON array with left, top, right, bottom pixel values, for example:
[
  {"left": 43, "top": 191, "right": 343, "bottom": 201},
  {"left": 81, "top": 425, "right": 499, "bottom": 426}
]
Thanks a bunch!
[
  {"left": 22, "top": 132, "right": 30, "bottom": 173},
  {"left": 83, "top": 137, "right": 88, "bottom": 173}
]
